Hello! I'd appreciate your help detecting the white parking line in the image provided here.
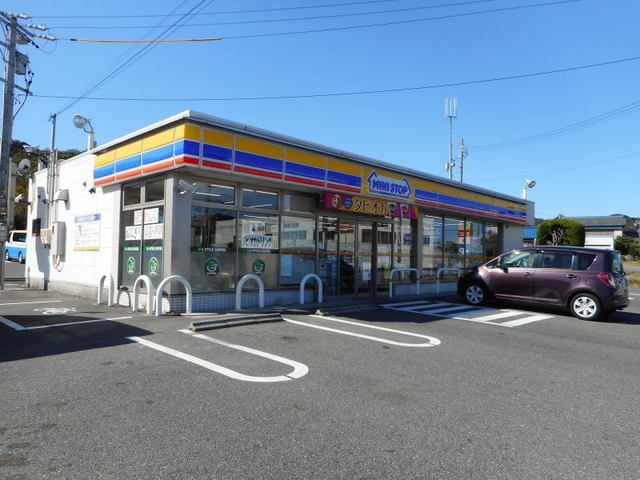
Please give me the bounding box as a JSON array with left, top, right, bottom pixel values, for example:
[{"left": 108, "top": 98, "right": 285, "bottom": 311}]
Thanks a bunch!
[
  {"left": 179, "top": 329, "right": 308, "bottom": 380},
  {"left": 0, "top": 300, "right": 62, "bottom": 306},
  {"left": 464, "top": 310, "right": 521, "bottom": 322},
  {"left": 418, "top": 305, "right": 477, "bottom": 315},
  {"left": 400, "top": 302, "right": 451, "bottom": 311},
  {"left": 0, "top": 315, "right": 133, "bottom": 331},
  {"left": 128, "top": 333, "right": 308, "bottom": 383},
  {"left": 0, "top": 316, "right": 25, "bottom": 331},
  {"left": 499, "top": 314, "right": 553, "bottom": 327},
  {"left": 282, "top": 315, "right": 440, "bottom": 347}
]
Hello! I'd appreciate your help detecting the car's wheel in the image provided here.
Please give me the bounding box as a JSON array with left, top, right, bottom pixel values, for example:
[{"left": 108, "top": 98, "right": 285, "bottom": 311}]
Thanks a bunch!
[
  {"left": 464, "top": 283, "right": 487, "bottom": 306},
  {"left": 570, "top": 293, "right": 602, "bottom": 321},
  {"left": 18, "top": 252, "right": 24, "bottom": 264}
]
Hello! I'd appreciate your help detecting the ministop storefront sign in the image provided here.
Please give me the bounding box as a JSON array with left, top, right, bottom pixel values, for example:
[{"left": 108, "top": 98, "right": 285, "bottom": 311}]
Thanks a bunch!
[
  {"left": 367, "top": 171, "right": 411, "bottom": 199},
  {"left": 324, "top": 191, "right": 418, "bottom": 219}
]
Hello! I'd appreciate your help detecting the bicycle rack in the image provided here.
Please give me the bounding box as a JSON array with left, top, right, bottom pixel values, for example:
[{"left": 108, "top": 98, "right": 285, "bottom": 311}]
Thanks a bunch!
[
  {"left": 97, "top": 273, "right": 115, "bottom": 306},
  {"left": 154, "top": 275, "right": 192, "bottom": 317},
  {"left": 236, "top": 274, "right": 264, "bottom": 310},
  {"left": 132, "top": 275, "right": 153, "bottom": 315},
  {"left": 299, "top": 273, "right": 323, "bottom": 305},
  {"left": 436, "top": 268, "right": 460, "bottom": 294},
  {"left": 389, "top": 268, "right": 421, "bottom": 298}
]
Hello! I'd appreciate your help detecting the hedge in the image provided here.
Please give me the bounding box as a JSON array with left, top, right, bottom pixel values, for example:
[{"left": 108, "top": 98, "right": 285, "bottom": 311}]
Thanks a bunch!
[{"left": 536, "top": 218, "right": 585, "bottom": 246}]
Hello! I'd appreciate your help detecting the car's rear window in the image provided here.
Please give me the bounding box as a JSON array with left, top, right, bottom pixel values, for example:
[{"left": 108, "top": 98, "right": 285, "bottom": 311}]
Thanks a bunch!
[
  {"left": 13, "top": 232, "right": 26, "bottom": 243},
  {"left": 611, "top": 252, "right": 624, "bottom": 274},
  {"left": 575, "top": 253, "right": 596, "bottom": 271}
]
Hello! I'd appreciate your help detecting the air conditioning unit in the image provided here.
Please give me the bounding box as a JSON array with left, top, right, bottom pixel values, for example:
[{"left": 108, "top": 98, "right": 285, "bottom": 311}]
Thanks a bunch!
[{"left": 40, "top": 228, "right": 52, "bottom": 246}]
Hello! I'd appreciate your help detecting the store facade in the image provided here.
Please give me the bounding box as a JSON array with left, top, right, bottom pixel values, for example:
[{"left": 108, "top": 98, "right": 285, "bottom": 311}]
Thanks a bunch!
[{"left": 26, "top": 111, "right": 533, "bottom": 311}]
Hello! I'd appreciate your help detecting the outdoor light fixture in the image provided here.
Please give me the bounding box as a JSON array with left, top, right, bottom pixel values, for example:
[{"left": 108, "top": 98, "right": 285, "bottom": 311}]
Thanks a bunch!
[
  {"left": 522, "top": 179, "right": 536, "bottom": 199},
  {"left": 72, "top": 114, "right": 96, "bottom": 151},
  {"left": 177, "top": 179, "right": 198, "bottom": 196}
]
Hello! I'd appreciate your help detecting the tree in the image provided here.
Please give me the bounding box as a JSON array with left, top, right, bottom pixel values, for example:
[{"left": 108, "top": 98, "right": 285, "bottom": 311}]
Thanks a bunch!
[
  {"left": 614, "top": 235, "right": 640, "bottom": 257},
  {"left": 536, "top": 218, "right": 585, "bottom": 246}
]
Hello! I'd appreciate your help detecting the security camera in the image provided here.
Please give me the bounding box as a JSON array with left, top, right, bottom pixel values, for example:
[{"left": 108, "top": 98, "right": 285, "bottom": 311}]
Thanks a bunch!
[
  {"left": 17, "top": 158, "right": 31, "bottom": 176},
  {"left": 525, "top": 179, "right": 536, "bottom": 189},
  {"left": 177, "top": 179, "right": 197, "bottom": 195},
  {"left": 88, "top": 186, "right": 96, "bottom": 194}
]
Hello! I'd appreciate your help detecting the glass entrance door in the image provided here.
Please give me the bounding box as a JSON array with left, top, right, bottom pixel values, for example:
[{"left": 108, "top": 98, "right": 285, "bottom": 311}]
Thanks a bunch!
[
  {"left": 357, "top": 221, "right": 373, "bottom": 294},
  {"left": 338, "top": 220, "right": 356, "bottom": 295}
]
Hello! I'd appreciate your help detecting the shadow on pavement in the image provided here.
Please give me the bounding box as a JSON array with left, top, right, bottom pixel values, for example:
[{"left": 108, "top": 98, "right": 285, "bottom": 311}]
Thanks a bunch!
[{"left": 0, "top": 320, "right": 152, "bottom": 363}]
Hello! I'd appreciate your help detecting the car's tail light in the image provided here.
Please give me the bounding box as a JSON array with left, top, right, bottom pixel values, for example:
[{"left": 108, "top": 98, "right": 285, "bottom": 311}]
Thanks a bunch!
[{"left": 597, "top": 272, "right": 616, "bottom": 288}]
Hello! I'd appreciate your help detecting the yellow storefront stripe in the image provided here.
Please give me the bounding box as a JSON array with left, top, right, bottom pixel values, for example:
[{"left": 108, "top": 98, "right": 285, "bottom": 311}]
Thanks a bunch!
[
  {"left": 95, "top": 150, "right": 115, "bottom": 167},
  {"left": 142, "top": 128, "right": 175, "bottom": 151},
  {"left": 328, "top": 157, "right": 361, "bottom": 176},
  {"left": 236, "top": 136, "right": 284, "bottom": 159},
  {"left": 115, "top": 140, "right": 143, "bottom": 161},
  {"left": 286, "top": 148, "right": 325, "bottom": 168},
  {"left": 175, "top": 123, "right": 201, "bottom": 142},
  {"left": 203, "top": 128, "right": 233, "bottom": 148}
]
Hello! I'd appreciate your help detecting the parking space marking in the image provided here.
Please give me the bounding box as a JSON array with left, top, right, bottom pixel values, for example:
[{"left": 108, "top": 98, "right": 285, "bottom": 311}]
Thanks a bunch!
[
  {"left": 0, "top": 300, "right": 62, "bottom": 306},
  {"left": 179, "top": 329, "right": 309, "bottom": 380},
  {"left": 0, "top": 316, "right": 25, "bottom": 331},
  {"left": 382, "top": 301, "right": 553, "bottom": 328},
  {"left": 283, "top": 315, "right": 440, "bottom": 347},
  {"left": 126, "top": 332, "right": 309, "bottom": 383},
  {"left": 0, "top": 315, "right": 133, "bottom": 331}
]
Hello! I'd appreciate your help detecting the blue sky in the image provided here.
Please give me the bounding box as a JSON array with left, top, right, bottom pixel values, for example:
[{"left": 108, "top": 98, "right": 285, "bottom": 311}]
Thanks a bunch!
[{"left": 5, "top": 0, "right": 640, "bottom": 218}]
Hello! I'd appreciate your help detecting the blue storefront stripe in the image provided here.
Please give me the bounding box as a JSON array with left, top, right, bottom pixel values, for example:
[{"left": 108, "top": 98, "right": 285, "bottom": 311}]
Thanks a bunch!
[
  {"left": 175, "top": 139, "right": 200, "bottom": 156},
  {"left": 416, "top": 188, "right": 526, "bottom": 219},
  {"left": 115, "top": 154, "right": 142, "bottom": 173},
  {"left": 235, "top": 150, "right": 283, "bottom": 172},
  {"left": 94, "top": 163, "right": 115, "bottom": 179},
  {"left": 285, "top": 161, "right": 325, "bottom": 181},
  {"left": 203, "top": 143, "right": 233, "bottom": 162},
  {"left": 327, "top": 170, "right": 361, "bottom": 188},
  {"left": 143, "top": 144, "right": 174, "bottom": 165}
]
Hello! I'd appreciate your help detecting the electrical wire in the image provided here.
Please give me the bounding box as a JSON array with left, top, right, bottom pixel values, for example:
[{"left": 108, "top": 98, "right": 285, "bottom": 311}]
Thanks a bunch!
[
  {"left": 13, "top": 68, "right": 34, "bottom": 120},
  {"left": 29, "top": 54, "right": 640, "bottom": 103},
  {"left": 31, "top": 0, "right": 403, "bottom": 19},
  {"left": 55, "top": 0, "right": 216, "bottom": 115},
  {"left": 54, "top": 0, "right": 581, "bottom": 42},
  {"left": 48, "top": 0, "right": 500, "bottom": 29},
  {"left": 469, "top": 100, "right": 640, "bottom": 151},
  {"left": 68, "top": 36, "right": 223, "bottom": 43}
]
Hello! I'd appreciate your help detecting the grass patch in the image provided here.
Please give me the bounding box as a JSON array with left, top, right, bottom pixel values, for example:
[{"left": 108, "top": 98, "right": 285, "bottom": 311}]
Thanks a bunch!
[{"left": 627, "top": 272, "right": 640, "bottom": 288}]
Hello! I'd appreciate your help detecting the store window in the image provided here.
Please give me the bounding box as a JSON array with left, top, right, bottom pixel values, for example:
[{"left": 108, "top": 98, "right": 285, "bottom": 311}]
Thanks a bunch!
[
  {"left": 280, "top": 216, "right": 316, "bottom": 285},
  {"left": 318, "top": 216, "right": 338, "bottom": 296},
  {"left": 443, "top": 217, "right": 465, "bottom": 275},
  {"left": 190, "top": 207, "right": 236, "bottom": 291},
  {"left": 393, "top": 217, "right": 415, "bottom": 283},
  {"left": 238, "top": 212, "right": 279, "bottom": 287},
  {"left": 484, "top": 223, "right": 500, "bottom": 261},
  {"left": 193, "top": 183, "right": 235, "bottom": 206},
  {"left": 145, "top": 179, "right": 165, "bottom": 203},
  {"left": 141, "top": 206, "right": 164, "bottom": 283},
  {"left": 241, "top": 189, "right": 278, "bottom": 209},
  {"left": 283, "top": 193, "right": 316, "bottom": 213},
  {"left": 465, "top": 221, "right": 484, "bottom": 270},
  {"left": 123, "top": 185, "right": 141, "bottom": 206},
  {"left": 422, "top": 215, "right": 443, "bottom": 279}
]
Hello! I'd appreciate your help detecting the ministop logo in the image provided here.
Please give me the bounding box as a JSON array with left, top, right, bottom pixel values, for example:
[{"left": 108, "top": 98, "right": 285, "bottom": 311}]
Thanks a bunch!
[{"left": 367, "top": 171, "right": 411, "bottom": 199}]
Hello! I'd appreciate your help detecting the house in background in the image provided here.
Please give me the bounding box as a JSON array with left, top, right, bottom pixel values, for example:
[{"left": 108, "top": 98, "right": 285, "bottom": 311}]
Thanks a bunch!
[
  {"left": 522, "top": 215, "right": 626, "bottom": 249},
  {"left": 566, "top": 215, "right": 626, "bottom": 249}
]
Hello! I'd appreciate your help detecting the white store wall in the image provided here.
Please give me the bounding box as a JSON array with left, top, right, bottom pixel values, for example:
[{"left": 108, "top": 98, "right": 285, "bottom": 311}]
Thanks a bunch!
[{"left": 26, "top": 153, "right": 121, "bottom": 297}]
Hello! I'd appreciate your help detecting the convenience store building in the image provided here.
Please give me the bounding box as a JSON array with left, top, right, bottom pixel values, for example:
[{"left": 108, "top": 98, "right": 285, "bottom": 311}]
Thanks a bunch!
[{"left": 25, "top": 110, "right": 533, "bottom": 311}]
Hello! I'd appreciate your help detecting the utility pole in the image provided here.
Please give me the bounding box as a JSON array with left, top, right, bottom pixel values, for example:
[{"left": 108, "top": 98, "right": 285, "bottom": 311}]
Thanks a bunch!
[
  {"left": 459, "top": 138, "right": 466, "bottom": 183},
  {"left": 0, "top": 15, "right": 18, "bottom": 290},
  {"left": 444, "top": 97, "right": 458, "bottom": 181}
]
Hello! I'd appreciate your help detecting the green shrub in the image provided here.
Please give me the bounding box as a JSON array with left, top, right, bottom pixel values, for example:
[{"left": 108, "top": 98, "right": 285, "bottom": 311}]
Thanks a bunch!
[
  {"left": 536, "top": 218, "right": 585, "bottom": 246},
  {"left": 615, "top": 235, "right": 640, "bottom": 257}
]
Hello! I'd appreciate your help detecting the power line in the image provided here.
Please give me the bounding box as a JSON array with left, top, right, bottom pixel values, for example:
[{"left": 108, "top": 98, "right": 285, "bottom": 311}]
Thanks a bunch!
[
  {"left": 27, "top": 54, "right": 640, "bottom": 103},
  {"left": 53, "top": 0, "right": 581, "bottom": 42},
  {"left": 68, "top": 36, "right": 223, "bottom": 43},
  {"left": 55, "top": 0, "right": 215, "bottom": 115},
  {"left": 31, "top": 0, "right": 403, "bottom": 19},
  {"left": 48, "top": 0, "right": 499, "bottom": 30},
  {"left": 469, "top": 100, "right": 640, "bottom": 151}
]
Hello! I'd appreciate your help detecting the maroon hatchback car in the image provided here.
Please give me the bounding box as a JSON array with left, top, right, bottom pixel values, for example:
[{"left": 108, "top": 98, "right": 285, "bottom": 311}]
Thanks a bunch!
[{"left": 457, "top": 246, "right": 629, "bottom": 320}]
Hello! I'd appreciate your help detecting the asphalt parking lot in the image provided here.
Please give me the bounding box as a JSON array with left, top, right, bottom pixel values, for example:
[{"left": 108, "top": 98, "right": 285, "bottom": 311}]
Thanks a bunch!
[{"left": 1, "top": 286, "right": 640, "bottom": 479}]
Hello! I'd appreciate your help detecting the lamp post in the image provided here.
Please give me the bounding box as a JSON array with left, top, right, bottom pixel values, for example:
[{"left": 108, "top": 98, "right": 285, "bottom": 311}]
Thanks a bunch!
[
  {"left": 521, "top": 179, "right": 536, "bottom": 200},
  {"left": 72, "top": 114, "right": 96, "bottom": 151}
]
